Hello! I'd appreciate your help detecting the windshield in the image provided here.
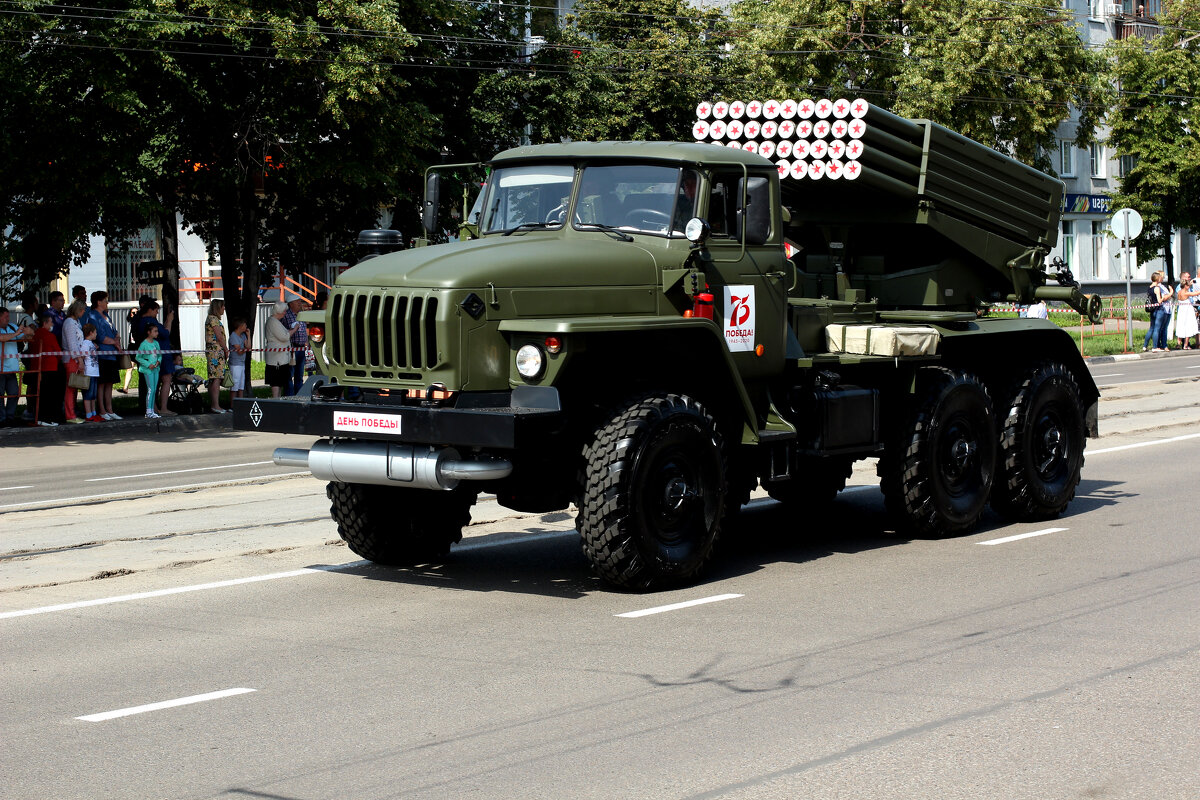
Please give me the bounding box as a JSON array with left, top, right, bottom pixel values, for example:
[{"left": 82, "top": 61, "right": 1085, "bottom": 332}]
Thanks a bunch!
[
  {"left": 575, "top": 165, "right": 697, "bottom": 237},
  {"left": 481, "top": 165, "right": 575, "bottom": 232}
]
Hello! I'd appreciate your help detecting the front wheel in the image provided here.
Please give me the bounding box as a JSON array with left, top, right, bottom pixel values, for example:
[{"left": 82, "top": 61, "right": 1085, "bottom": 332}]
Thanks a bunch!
[
  {"left": 327, "top": 482, "right": 475, "bottom": 565},
  {"left": 577, "top": 393, "right": 727, "bottom": 590},
  {"left": 991, "top": 362, "right": 1086, "bottom": 520}
]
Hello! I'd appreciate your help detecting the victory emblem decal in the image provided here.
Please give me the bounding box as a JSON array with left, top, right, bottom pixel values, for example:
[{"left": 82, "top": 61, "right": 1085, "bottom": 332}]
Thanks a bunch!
[{"left": 723, "top": 286, "right": 756, "bottom": 352}]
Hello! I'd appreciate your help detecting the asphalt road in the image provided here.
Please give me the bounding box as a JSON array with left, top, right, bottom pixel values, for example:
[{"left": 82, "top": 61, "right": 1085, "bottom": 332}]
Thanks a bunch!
[
  {"left": 3, "top": 433, "right": 1198, "bottom": 799},
  {"left": 1088, "top": 348, "right": 1200, "bottom": 387},
  {"left": 2, "top": 357, "right": 1198, "bottom": 799},
  {"left": 0, "top": 429, "right": 310, "bottom": 510}
]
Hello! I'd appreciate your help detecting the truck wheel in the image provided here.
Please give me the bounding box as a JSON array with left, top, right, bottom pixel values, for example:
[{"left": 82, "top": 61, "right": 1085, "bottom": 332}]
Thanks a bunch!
[
  {"left": 881, "top": 369, "right": 996, "bottom": 536},
  {"left": 763, "top": 457, "right": 852, "bottom": 508},
  {"left": 326, "top": 482, "right": 475, "bottom": 565},
  {"left": 577, "top": 393, "right": 726, "bottom": 590},
  {"left": 991, "top": 362, "right": 1085, "bottom": 520}
]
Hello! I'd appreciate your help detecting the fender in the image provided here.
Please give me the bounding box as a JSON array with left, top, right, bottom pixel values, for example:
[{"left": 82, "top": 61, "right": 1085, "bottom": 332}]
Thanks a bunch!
[{"left": 498, "top": 315, "right": 768, "bottom": 443}]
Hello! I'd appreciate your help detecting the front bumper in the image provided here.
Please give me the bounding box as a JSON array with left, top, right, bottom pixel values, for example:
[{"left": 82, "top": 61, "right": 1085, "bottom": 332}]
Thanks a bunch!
[{"left": 231, "top": 379, "right": 563, "bottom": 450}]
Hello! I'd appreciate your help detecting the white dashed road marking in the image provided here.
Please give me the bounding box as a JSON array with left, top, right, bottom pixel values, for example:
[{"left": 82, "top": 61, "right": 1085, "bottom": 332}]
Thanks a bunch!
[
  {"left": 76, "top": 688, "right": 256, "bottom": 722},
  {"left": 87, "top": 461, "right": 275, "bottom": 482},
  {"left": 616, "top": 594, "right": 744, "bottom": 618},
  {"left": 979, "top": 528, "right": 1067, "bottom": 546}
]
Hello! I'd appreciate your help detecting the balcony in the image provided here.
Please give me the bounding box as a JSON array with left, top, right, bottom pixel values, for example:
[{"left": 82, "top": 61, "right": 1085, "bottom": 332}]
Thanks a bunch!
[{"left": 1111, "top": 0, "right": 1162, "bottom": 40}]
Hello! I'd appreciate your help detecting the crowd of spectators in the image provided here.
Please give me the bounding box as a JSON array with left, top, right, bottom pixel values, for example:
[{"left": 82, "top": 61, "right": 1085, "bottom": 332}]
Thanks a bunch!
[
  {"left": 0, "top": 288, "right": 314, "bottom": 429},
  {"left": 1144, "top": 271, "right": 1200, "bottom": 352}
]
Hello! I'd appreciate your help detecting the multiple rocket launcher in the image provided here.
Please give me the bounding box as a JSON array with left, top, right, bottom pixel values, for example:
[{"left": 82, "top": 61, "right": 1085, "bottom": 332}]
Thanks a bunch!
[
  {"left": 691, "top": 96, "right": 1098, "bottom": 319},
  {"left": 692, "top": 97, "right": 872, "bottom": 181}
]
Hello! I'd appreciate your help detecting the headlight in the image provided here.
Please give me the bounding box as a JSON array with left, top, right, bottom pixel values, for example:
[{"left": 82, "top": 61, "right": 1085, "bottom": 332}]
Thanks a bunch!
[
  {"left": 515, "top": 344, "right": 544, "bottom": 379},
  {"left": 308, "top": 324, "right": 324, "bottom": 344}
]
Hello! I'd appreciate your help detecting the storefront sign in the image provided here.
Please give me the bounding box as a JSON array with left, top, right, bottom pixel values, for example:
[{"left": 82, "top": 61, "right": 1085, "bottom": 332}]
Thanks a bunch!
[{"left": 1063, "top": 194, "right": 1111, "bottom": 215}]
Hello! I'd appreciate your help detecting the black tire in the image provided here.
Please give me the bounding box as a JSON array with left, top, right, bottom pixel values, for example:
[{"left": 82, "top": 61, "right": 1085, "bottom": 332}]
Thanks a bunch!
[
  {"left": 327, "top": 482, "right": 475, "bottom": 565},
  {"left": 763, "top": 457, "right": 853, "bottom": 507},
  {"left": 879, "top": 369, "right": 996, "bottom": 537},
  {"left": 991, "top": 362, "right": 1086, "bottom": 520},
  {"left": 577, "top": 393, "right": 727, "bottom": 590}
]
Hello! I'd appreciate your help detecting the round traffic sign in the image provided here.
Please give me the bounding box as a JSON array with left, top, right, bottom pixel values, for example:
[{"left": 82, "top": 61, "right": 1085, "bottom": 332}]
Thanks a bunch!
[{"left": 1110, "top": 207, "right": 1143, "bottom": 241}]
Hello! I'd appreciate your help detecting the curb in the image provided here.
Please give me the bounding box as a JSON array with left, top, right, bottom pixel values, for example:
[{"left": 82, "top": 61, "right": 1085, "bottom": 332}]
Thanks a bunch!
[
  {"left": 0, "top": 411, "right": 231, "bottom": 443},
  {"left": 1085, "top": 348, "right": 1198, "bottom": 365}
]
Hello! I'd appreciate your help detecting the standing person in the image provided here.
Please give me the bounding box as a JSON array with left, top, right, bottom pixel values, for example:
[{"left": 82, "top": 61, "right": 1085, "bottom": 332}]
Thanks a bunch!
[
  {"left": 118, "top": 296, "right": 153, "bottom": 394},
  {"left": 46, "top": 291, "right": 66, "bottom": 340},
  {"left": 1175, "top": 272, "right": 1199, "bottom": 349},
  {"left": 29, "top": 312, "right": 63, "bottom": 425},
  {"left": 78, "top": 323, "right": 101, "bottom": 422},
  {"left": 281, "top": 297, "right": 307, "bottom": 395},
  {"left": 156, "top": 305, "right": 177, "bottom": 416},
  {"left": 1155, "top": 271, "right": 1174, "bottom": 351},
  {"left": 1143, "top": 272, "right": 1172, "bottom": 352},
  {"left": 82, "top": 291, "right": 121, "bottom": 420},
  {"left": 203, "top": 298, "right": 229, "bottom": 413},
  {"left": 61, "top": 300, "right": 87, "bottom": 423},
  {"left": 136, "top": 323, "right": 162, "bottom": 419},
  {"left": 72, "top": 285, "right": 87, "bottom": 305},
  {"left": 227, "top": 317, "right": 249, "bottom": 399},
  {"left": 15, "top": 290, "right": 38, "bottom": 329},
  {"left": 0, "top": 307, "right": 33, "bottom": 427},
  {"left": 264, "top": 302, "right": 294, "bottom": 399}
]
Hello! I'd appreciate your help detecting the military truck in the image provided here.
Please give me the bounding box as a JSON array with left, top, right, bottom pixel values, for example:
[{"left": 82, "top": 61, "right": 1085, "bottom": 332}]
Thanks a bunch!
[{"left": 235, "top": 104, "right": 1099, "bottom": 590}]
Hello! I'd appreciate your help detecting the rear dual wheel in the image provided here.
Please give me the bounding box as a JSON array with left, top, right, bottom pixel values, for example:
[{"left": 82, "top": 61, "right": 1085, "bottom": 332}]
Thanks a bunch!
[
  {"left": 991, "top": 362, "right": 1085, "bottom": 520},
  {"left": 880, "top": 369, "right": 996, "bottom": 537}
]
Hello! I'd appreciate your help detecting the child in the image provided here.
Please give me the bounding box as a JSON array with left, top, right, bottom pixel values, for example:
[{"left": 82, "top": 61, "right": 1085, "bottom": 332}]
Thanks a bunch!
[
  {"left": 137, "top": 323, "right": 162, "bottom": 419},
  {"left": 79, "top": 322, "right": 101, "bottom": 422},
  {"left": 227, "top": 317, "right": 249, "bottom": 399}
]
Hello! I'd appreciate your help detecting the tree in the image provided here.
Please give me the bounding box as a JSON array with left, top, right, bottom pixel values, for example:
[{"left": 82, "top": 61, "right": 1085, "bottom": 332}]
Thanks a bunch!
[
  {"left": 1106, "top": 1, "right": 1200, "bottom": 279},
  {"left": 724, "top": 0, "right": 1106, "bottom": 170},
  {"left": 473, "top": 0, "right": 727, "bottom": 146},
  {"left": 0, "top": 3, "right": 162, "bottom": 292}
]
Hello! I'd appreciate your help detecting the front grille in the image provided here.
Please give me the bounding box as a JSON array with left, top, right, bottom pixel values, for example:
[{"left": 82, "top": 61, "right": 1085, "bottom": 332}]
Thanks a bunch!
[{"left": 329, "top": 289, "right": 440, "bottom": 372}]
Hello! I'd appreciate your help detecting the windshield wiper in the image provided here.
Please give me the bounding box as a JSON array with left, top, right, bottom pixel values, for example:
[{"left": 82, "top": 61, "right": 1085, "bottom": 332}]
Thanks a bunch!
[
  {"left": 577, "top": 223, "right": 634, "bottom": 242},
  {"left": 501, "top": 222, "right": 555, "bottom": 236}
]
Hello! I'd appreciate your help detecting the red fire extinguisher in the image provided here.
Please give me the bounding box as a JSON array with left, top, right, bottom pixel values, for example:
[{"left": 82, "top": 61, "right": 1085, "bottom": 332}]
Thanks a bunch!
[{"left": 692, "top": 286, "right": 714, "bottom": 320}]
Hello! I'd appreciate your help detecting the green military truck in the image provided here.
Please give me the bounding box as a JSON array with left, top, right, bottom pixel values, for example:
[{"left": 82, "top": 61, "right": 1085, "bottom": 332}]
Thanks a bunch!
[{"left": 235, "top": 105, "right": 1099, "bottom": 590}]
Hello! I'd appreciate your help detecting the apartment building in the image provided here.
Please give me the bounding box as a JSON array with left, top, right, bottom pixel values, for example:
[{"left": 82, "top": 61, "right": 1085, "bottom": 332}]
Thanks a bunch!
[{"left": 1050, "top": 0, "right": 1199, "bottom": 291}]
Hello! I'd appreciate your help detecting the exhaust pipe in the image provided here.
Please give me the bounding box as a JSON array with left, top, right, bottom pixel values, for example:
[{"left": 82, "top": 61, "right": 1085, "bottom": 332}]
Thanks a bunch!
[{"left": 273, "top": 439, "right": 512, "bottom": 491}]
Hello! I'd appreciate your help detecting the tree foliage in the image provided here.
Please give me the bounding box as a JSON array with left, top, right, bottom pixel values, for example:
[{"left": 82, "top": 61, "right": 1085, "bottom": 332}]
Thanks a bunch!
[
  {"left": 473, "top": 0, "right": 726, "bottom": 146},
  {"left": 1106, "top": 0, "right": 1200, "bottom": 275},
  {"left": 0, "top": 2, "right": 162, "bottom": 292},
  {"left": 724, "top": 0, "right": 1105, "bottom": 170}
]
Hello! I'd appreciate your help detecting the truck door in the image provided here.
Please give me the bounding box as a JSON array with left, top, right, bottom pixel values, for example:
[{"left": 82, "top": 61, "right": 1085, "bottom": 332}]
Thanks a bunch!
[{"left": 703, "top": 168, "right": 787, "bottom": 380}]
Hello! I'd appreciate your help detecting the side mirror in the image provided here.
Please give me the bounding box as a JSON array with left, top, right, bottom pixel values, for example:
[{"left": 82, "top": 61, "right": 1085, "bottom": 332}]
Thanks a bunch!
[{"left": 422, "top": 173, "right": 441, "bottom": 235}]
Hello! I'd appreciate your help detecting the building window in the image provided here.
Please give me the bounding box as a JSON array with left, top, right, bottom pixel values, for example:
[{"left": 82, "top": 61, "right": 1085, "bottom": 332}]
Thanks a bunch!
[
  {"left": 1091, "top": 220, "right": 1107, "bottom": 280},
  {"left": 1062, "top": 220, "right": 1076, "bottom": 272},
  {"left": 1059, "top": 141, "right": 1075, "bottom": 176},
  {"left": 1090, "top": 0, "right": 1106, "bottom": 19},
  {"left": 1119, "top": 154, "right": 1137, "bottom": 177},
  {"left": 1090, "top": 143, "right": 1106, "bottom": 178}
]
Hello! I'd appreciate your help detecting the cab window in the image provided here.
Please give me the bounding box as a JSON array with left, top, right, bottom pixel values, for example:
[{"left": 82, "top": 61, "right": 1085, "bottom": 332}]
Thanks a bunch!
[
  {"left": 574, "top": 165, "right": 699, "bottom": 237},
  {"left": 707, "top": 170, "right": 772, "bottom": 244},
  {"left": 481, "top": 165, "right": 575, "bottom": 232}
]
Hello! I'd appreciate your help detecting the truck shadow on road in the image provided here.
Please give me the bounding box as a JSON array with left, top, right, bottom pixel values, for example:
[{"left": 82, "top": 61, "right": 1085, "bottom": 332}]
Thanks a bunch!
[{"left": 315, "top": 479, "right": 1126, "bottom": 599}]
